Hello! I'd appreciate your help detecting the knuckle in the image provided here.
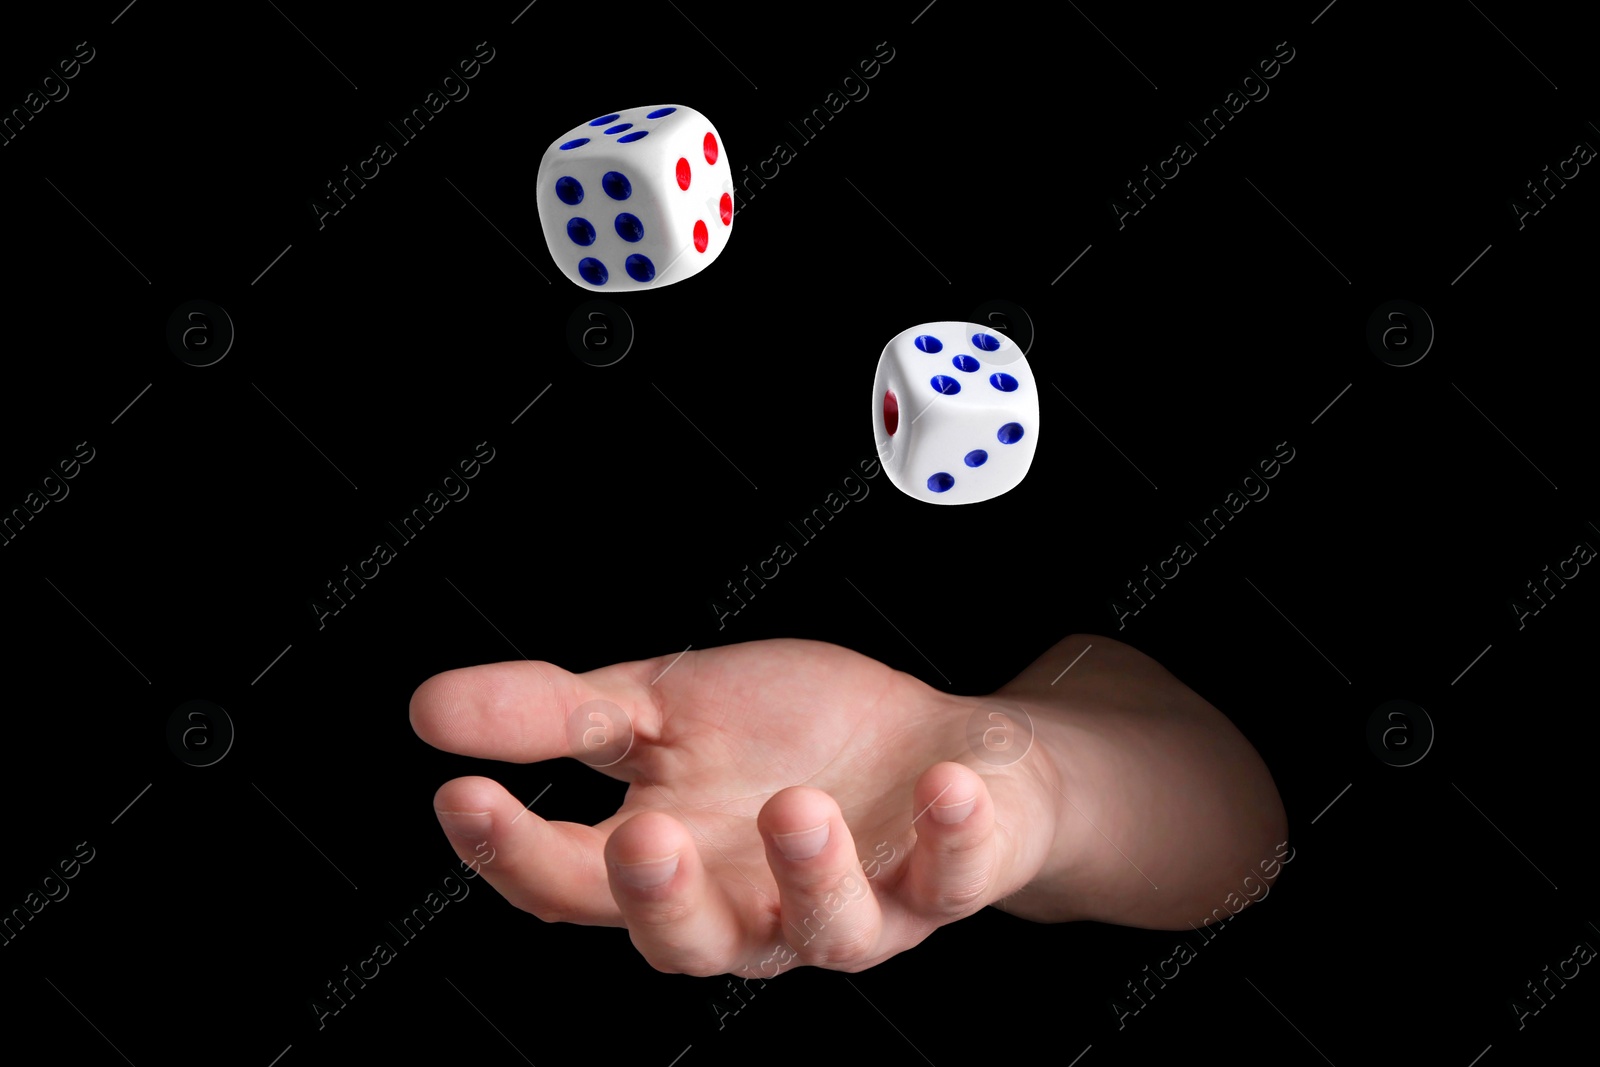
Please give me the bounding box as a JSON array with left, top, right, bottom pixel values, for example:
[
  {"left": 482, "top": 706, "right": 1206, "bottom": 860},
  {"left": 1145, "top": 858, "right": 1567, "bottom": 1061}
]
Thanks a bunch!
[
  {"left": 927, "top": 865, "right": 993, "bottom": 916},
  {"left": 796, "top": 920, "right": 879, "bottom": 967},
  {"left": 520, "top": 899, "right": 578, "bottom": 925},
  {"left": 630, "top": 897, "right": 699, "bottom": 928},
  {"left": 633, "top": 937, "right": 723, "bottom": 977},
  {"left": 678, "top": 954, "right": 728, "bottom": 977},
  {"left": 784, "top": 870, "right": 845, "bottom": 897},
  {"left": 638, "top": 949, "right": 687, "bottom": 976}
]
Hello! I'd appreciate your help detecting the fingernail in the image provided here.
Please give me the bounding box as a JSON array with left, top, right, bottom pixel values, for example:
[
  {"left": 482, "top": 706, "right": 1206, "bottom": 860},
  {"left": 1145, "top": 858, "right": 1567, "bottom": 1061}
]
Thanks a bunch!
[
  {"left": 773, "top": 821, "right": 830, "bottom": 861},
  {"left": 437, "top": 810, "right": 492, "bottom": 841},
  {"left": 615, "top": 854, "right": 680, "bottom": 888},
  {"left": 931, "top": 796, "right": 976, "bottom": 825}
]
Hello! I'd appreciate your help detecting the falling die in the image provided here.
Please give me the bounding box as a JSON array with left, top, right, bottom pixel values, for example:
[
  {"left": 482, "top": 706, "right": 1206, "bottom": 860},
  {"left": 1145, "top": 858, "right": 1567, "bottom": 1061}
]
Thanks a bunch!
[{"left": 536, "top": 105, "right": 734, "bottom": 291}]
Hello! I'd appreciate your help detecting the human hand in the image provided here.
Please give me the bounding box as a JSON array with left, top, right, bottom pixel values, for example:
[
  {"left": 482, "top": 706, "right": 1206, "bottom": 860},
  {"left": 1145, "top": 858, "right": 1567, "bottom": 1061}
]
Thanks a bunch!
[
  {"left": 410, "top": 638, "right": 1062, "bottom": 976},
  {"left": 410, "top": 634, "right": 1287, "bottom": 975}
]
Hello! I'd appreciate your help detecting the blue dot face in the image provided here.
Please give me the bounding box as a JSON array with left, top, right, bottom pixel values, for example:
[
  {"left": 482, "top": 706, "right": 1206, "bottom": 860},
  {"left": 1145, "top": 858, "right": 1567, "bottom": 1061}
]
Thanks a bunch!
[
  {"left": 997, "top": 422, "right": 1024, "bottom": 444},
  {"left": 930, "top": 375, "right": 961, "bottom": 395},
  {"left": 990, "top": 373, "right": 1019, "bottom": 392},
  {"left": 625, "top": 254, "right": 656, "bottom": 282},
  {"left": 972, "top": 332, "right": 1002, "bottom": 352},
  {"left": 646, "top": 107, "right": 677, "bottom": 118},
  {"left": 605, "top": 123, "right": 633, "bottom": 134},
  {"left": 555, "top": 176, "right": 583, "bottom": 205},
  {"left": 559, "top": 138, "right": 590, "bottom": 150},
  {"left": 589, "top": 114, "right": 620, "bottom": 126},
  {"left": 927, "top": 472, "right": 955, "bottom": 493},
  {"left": 566, "top": 218, "right": 596, "bottom": 246},
  {"left": 952, "top": 354, "right": 980, "bottom": 373},
  {"left": 578, "top": 258, "right": 608, "bottom": 285},
  {"left": 617, "top": 130, "right": 650, "bottom": 143},
  {"left": 614, "top": 213, "right": 644, "bottom": 242},
  {"left": 965, "top": 450, "right": 988, "bottom": 467},
  {"left": 914, "top": 335, "right": 943, "bottom": 353},
  {"left": 602, "top": 171, "right": 632, "bottom": 200}
]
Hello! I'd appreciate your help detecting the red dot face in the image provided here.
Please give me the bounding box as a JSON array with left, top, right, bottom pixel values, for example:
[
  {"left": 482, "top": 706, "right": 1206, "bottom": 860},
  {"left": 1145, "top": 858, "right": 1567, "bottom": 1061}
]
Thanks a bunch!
[
  {"left": 719, "top": 193, "right": 732, "bottom": 225},
  {"left": 676, "top": 157, "right": 691, "bottom": 190},
  {"left": 693, "top": 219, "right": 708, "bottom": 252},
  {"left": 883, "top": 390, "right": 899, "bottom": 436},
  {"left": 703, "top": 132, "right": 718, "bottom": 165}
]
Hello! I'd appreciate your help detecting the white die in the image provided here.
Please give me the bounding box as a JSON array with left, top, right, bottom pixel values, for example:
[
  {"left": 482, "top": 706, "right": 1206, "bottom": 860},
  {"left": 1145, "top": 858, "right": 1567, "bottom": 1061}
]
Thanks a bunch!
[
  {"left": 535, "top": 105, "right": 734, "bottom": 291},
  {"left": 871, "top": 322, "right": 1040, "bottom": 505}
]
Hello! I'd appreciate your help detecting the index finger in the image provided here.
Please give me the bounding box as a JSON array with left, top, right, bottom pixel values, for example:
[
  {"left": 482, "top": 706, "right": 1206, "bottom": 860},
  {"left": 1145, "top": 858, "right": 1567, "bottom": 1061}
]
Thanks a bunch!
[{"left": 409, "top": 657, "right": 667, "bottom": 767}]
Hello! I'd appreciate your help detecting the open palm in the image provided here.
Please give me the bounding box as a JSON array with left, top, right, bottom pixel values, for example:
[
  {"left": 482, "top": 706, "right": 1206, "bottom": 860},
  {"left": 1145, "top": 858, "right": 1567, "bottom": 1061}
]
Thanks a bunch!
[{"left": 410, "top": 638, "right": 1060, "bottom": 976}]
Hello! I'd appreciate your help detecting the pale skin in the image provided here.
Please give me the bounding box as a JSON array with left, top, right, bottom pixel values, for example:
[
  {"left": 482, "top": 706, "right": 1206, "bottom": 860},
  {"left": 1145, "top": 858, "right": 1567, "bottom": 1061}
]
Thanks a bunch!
[{"left": 409, "top": 633, "right": 1287, "bottom": 976}]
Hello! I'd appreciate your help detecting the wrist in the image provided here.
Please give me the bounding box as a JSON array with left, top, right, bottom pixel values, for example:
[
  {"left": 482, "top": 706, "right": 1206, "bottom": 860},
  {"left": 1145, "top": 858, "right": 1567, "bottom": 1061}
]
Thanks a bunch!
[
  {"left": 943, "top": 690, "right": 1071, "bottom": 917},
  {"left": 976, "top": 694, "right": 1088, "bottom": 922},
  {"left": 982, "top": 635, "right": 1288, "bottom": 928}
]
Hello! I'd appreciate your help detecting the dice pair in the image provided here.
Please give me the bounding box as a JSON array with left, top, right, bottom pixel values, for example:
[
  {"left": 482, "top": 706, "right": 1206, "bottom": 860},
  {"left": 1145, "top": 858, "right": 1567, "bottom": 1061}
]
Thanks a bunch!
[
  {"left": 537, "top": 109, "right": 1039, "bottom": 504},
  {"left": 535, "top": 105, "right": 733, "bottom": 291}
]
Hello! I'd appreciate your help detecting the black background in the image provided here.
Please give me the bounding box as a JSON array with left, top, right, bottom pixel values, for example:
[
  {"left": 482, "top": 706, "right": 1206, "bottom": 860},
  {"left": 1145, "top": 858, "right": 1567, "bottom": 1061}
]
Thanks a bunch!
[{"left": 2, "top": 1, "right": 1595, "bottom": 1063}]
